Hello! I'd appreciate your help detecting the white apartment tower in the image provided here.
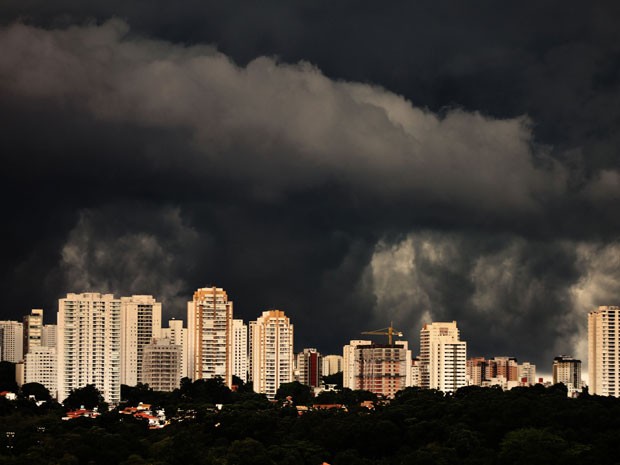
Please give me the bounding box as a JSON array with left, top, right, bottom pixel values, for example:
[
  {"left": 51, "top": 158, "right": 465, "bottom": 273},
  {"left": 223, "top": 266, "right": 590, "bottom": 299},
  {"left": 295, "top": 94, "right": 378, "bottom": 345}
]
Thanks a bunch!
[
  {"left": 142, "top": 338, "right": 182, "bottom": 392},
  {"left": 161, "top": 319, "right": 188, "bottom": 379},
  {"left": 343, "top": 340, "right": 372, "bottom": 389},
  {"left": 187, "top": 287, "right": 233, "bottom": 387},
  {"left": 0, "top": 320, "right": 24, "bottom": 363},
  {"left": 24, "top": 347, "right": 57, "bottom": 397},
  {"left": 420, "top": 321, "right": 467, "bottom": 393},
  {"left": 23, "top": 309, "right": 44, "bottom": 356},
  {"left": 518, "top": 362, "right": 537, "bottom": 385},
  {"left": 42, "top": 324, "right": 57, "bottom": 349},
  {"left": 553, "top": 355, "right": 582, "bottom": 394},
  {"left": 232, "top": 319, "right": 248, "bottom": 383},
  {"left": 589, "top": 306, "right": 620, "bottom": 396},
  {"left": 120, "top": 295, "right": 162, "bottom": 386},
  {"left": 250, "top": 310, "right": 294, "bottom": 399},
  {"left": 57, "top": 293, "right": 121, "bottom": 404},
  {"left": 322, "top": 354, "right": 344, "bottom": 377}
]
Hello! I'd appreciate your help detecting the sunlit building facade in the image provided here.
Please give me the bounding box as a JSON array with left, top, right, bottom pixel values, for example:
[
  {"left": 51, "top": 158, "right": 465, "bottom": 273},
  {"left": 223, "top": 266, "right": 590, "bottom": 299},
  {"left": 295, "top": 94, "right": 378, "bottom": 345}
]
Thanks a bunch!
[
  {"left": 142, "top": 338, "right": 182, "bottom": 392},
  {"left": 296, "top": 348, "right": 322, "bottom": 388},
  {"left": 120, "top": 295, "right": 162, "bottom": 386},
  {"left": 589, "top": 306, "right": 620, "bottom": 397},
  {"left": 0, "top": 320, "right": 23, "bottom": 363},
  {"left": 24, "top": 347, "right": 57, "bottom": 397},
  {"left": 420, "top": 321, "right": 467, "bottom": 393},
  {"left": 161, "top": 318, "right": 187, "bottom": 379},
  {"left": 187, "top": 287, "right": 234, "bottom": 386},
  {"left": 23, "top": 309, "right": 43, "bottom": 356},
  {"left": 232, "top": 319, "right": 248, "bottom": 383},
  {"left": 322, "top": 354, "right": 343, "bottom": 377},
  {"left": 250, "top": 310, "right": 294, "bottom": 399},
  {"left": 57, "top": 293, "right": 121, "bottom": 404}
]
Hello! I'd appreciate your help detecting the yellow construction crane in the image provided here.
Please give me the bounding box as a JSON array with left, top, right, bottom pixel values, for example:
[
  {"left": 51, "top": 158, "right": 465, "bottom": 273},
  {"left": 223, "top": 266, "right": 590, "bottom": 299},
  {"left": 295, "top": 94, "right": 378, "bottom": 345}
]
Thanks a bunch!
[{"left": 361, "top": 322, "right": 403, "bottom": 345}]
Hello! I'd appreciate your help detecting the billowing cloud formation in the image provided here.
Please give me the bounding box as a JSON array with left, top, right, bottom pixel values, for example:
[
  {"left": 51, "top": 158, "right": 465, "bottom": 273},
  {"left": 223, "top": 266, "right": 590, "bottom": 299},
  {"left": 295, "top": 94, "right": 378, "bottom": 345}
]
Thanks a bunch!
[
  {"left": 59, "top": 205, "right": 200, "bottom": 317},
  {"left": 1, "top": 18, "right": 620, "bottom": 369},
  {"left": 0, "top": 20, "right": 566, "bottom": 214},
  {"left": 369, "top": 233, "right": 620, "bottom": 366}
]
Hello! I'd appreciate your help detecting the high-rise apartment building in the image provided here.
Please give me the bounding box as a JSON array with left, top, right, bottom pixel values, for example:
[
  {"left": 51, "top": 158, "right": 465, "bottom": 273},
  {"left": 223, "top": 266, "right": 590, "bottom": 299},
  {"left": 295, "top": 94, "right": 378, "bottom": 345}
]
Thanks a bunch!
[
  {"left": 322, "top": 354, "right": 343, "bottom": 377},
  {"left": 161, "top": 319, "right": 187, "bottom": 379},
  {"left": 24, "top": 347, "right": 56, "bottom": 397},
  {"left": 232, "top": 319, "right": 248, "bottom": 383},
  {"left": 589, "top": 305, "right": 620, "bottom": 396},
  {"left": 466, "top": 357, "right": 488, "bottom": 386},
  {"left": 250, "top": 310, "right": 294, "bottom": 399},
  {"left": 420, "top": 321, "right": 467, "bottom": 393},
  {"left": 487, "top": 356, "right": 519, "bottom": 382},
  {"left": 411, "top": 357, "right": 421, "bottom": 387},
  {"left": 343, "top": 340, "right": 372, "bottom": 389},
  {"left": 518, "top": 362, "right": 537, "bottom": 386},
  {"left": 42, "top": 324, "right": 57, "bottom": 349},
  {"left": 120, "top": 295, "right": 162, "bottom": 386},
  {"left": 552, "top": 355, "right": 582, "bottom": 393},
  {"left": 346, "top": 341, "right": 412, "bottom": 398},
  {"left": 57, "top": 293, "right": 121, "bottom": 404},
  {"left": 142, "top": 338, "right": 182, "bottom": 392},
  {"left": 187, "top": 287, "right": 233, "bottom": 386},
  {"left": 23, "top": 309, "right": 43, "bottom": 356},
  {"left": 0, "top": 321, "right": 24, "bottom": 363},
  {"left": 296, "top": 348, "right": 322, "bottom": 388}
]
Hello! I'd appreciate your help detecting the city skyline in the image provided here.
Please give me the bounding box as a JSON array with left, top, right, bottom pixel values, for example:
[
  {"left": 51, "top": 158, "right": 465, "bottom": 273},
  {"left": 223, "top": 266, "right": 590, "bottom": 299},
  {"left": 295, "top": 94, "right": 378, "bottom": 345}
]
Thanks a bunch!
[
  {"left": 2, "top": 1, "right": 620, "bottom": 373},
  {"left": 4, "top": 287, "right": 586, "bottom": 384}
]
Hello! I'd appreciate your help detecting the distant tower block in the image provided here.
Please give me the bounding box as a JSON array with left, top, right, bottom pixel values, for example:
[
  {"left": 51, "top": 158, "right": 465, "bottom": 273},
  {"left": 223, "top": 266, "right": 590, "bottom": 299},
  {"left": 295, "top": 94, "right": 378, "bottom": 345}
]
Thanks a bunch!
[
  {"left": 589, "top": 306, "right": 620, "bottom": 396},
  {"left": 57, "top": 293, "right": 122, "bottom": 404},
  {"left": 321, "top": 354, "right": 343, "bottom": 377},
  {"left": 553, "top": 355, "right": 582, "bottom": 396},
  {"left": 23, "top": 309, "right": 43, "bottom": 356},
  {"left": 120, "top": 295, "right": 162, "bottom": 386},
  {"left": 296, "top": 348, "right": 322, "bottom": 388},
  {"left": 232, "top": 319, "right": 248, "bottom": 383},
  {"left": 250, "top": 310, "right": 294, "bottom": 399},
  {"left": 420, "top": 321, "right": 467, "bottom": 393},
  {"left": 187, "top": 287, "right": 234, "bottom": 387},
  {"left": 142, "top": 338, "right": 182, "bottom": 392}
]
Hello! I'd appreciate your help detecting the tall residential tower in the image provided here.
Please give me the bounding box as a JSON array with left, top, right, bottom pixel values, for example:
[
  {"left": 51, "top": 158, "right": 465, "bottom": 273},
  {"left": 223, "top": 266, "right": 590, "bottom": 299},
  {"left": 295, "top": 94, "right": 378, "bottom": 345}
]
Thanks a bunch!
[
  {"left": 420, "top": 321, "right": 467, "bottom": 393},
  {"left": 120, "top": 295, "right": 162, "bottom": 386},
  {"left": 250, "top": 310, "right": 294, "bottom": 399},
  {"left": 589, "top": 306, "right": 620, "bottom": 397},
  {"left": 187, "top": 287, "right": 233, "bottom": 387},
  {"left": 57, "top": 293, "right": 121, "bottom": 404},
  {"left": 23, "top": 309, "right": 43, "bottom": 356}
]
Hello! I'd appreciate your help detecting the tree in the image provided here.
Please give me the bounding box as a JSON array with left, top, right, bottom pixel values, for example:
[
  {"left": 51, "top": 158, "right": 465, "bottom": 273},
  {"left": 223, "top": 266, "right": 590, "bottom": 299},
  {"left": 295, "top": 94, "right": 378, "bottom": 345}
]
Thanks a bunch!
[
  {"left": 20, "top": 382, "right": 51, "bottom": 401},
  {"left": 63, "top": 384, "right": 107, "bottom": 411},
  {"left": 322, "top": 371, "right": 343, "bottom": 389},
  {"left": 499, "top": 428, "right": 570, "bottom": 465},
  {"left": 180, "top": 377, "right": 232, "bottom": 404},
  {"left": 275, "top": 381, "right": 312, "bottom": 405}
]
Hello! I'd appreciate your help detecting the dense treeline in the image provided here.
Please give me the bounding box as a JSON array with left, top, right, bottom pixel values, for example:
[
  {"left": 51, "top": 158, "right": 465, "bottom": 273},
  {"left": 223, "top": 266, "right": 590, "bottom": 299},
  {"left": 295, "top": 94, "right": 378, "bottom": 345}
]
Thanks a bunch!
[{"left": 1, "top": 380, "right": 620, "bottom": 464}]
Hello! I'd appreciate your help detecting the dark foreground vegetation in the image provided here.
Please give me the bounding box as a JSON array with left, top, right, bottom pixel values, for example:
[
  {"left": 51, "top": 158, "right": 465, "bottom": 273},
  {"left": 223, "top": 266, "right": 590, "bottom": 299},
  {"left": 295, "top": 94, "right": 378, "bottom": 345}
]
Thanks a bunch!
[{"left": 1, "top": 376, "right": 620, "bottom": 464}]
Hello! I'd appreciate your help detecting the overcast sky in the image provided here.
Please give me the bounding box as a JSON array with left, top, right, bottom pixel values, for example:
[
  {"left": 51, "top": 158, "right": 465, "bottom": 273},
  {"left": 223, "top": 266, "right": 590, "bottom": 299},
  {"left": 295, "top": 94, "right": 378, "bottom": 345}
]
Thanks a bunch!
[{"left": 1, "top": 1, "right": 620, "bottom": 368}]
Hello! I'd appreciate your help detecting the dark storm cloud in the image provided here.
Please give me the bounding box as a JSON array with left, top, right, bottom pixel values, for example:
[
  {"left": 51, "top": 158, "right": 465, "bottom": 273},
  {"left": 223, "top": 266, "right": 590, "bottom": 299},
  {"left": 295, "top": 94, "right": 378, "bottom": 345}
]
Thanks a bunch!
[
  {"left": 1, "top": 2, "right": 620, "bottom": 369},
  {"left": 0, "top": 20, "right": 566, "bottom": 212}
]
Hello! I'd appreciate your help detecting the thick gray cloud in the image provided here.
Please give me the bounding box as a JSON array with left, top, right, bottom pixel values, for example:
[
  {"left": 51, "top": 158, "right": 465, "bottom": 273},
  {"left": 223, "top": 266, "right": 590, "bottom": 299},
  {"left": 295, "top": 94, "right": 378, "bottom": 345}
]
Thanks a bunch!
[
  {"left": 58, "top": 205, "right": 201, "bottom": 318},
  {"left": 0, "top": 8, "right": 619, "bottom": 371},
  {"left": 0, "top": 20, "right": 566, "bottom": 215},
  {"left": 365, "top": 233, "right": 620, "bottom": 372}
]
